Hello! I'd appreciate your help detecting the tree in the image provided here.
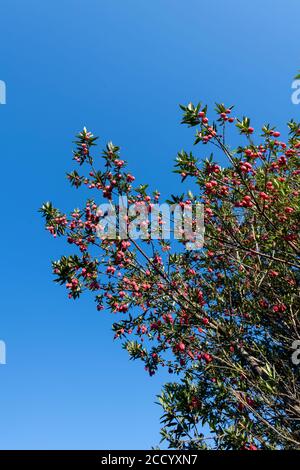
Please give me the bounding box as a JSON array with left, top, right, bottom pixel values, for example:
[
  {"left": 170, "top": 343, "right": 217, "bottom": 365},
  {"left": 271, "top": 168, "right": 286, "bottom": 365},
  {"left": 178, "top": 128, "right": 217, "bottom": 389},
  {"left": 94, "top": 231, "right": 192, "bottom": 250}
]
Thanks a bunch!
[{"left": 40, "top": 102, "right": 300, "bottom": 450}]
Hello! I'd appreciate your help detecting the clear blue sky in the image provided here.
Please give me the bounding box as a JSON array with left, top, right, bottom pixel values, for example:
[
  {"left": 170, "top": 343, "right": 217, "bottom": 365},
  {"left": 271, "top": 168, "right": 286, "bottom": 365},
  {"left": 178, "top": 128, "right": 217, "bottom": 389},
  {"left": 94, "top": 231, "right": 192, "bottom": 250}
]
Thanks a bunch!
[{"left": 0, "top": 0, "right": 299, "bottom": 449}]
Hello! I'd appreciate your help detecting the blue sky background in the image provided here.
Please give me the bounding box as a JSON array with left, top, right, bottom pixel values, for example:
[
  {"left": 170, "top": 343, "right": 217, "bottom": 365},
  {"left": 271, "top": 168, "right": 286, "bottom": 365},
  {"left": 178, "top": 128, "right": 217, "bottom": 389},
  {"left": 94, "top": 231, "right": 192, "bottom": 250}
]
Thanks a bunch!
[{"left": 0, "top": 0, "right": 299, "bottom": 449}]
